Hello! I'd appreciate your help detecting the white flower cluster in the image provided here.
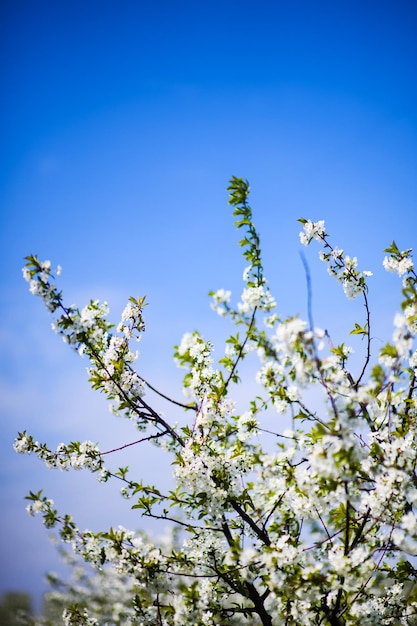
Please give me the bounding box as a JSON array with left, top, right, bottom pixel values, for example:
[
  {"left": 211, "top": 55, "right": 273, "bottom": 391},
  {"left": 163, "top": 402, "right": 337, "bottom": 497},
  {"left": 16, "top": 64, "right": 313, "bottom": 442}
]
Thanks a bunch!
[
  {"left": 383, "top": 251, "right": 414, "bottom": 276},
  {"left": 299, "top": 219, "right": 326, "bottom": 246},
  {"left": 117, "top": 299, "right": 146, "bottom": 340},
  {"left": 50, "top": 299, "right": 112, "bottom": 357},
  {"left": 26, "top": 496, "right": 55, "bottom": 517},
  {"left": 177, "top": 332, "right": 212, "bottom": 364},
  {"left": 96, "top": 335, "right": 145, "bottom": 410},
  {"left": 13, "top": 431, "right": 32, "bottom": 454},
  {"left": 14, "top": 433, "right": 102, "bottom": 473},
  {"left": 235, "top": 410, "right": 258, "bottom": 442},
  {"left": 270, "top": 317, "right": 326, "bottom": 385},
  {"left": 238, "top": 285, "right": 276, "bottom": 314},
  {"left": 19, "top": 201, "right": 417, "bottom": 625},
  {"left": 175, "top": 440, "right": 238, "bottom": 518},
  {"left": 175, "top": 332, "right": 220, "bottom": 398},
  {"left": 63, "top": 441, "right": 101, "bottom": 472},
  {"left": 103, "top": 335, "right": 138, "bottom": 370},
  {"left": 23, "top": 259, "right": 146, "bottom": 419},
  {"left": 319, "top": 250, "right": 372, "bottom": 300},
  {"left": 22, "top": 259, "right": 62, "bottom": 311},
  {"left": 76, "top": 301, "right": 110, "bottom": 353},
  {"left": 300, "top": 224, "right": 372, "bottom": 299}
]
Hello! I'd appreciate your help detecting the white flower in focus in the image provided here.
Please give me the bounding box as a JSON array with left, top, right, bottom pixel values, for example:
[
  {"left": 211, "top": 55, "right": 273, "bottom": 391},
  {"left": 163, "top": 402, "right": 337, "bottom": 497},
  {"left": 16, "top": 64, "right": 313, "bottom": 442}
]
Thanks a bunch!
[
  {"left": 117, "top": 300, "right": 145, "bottom": 339},
  {"left": 238, "top": 285, "right": 276, "bottom": 314},
  {"left": 383, "top": 254, "right": 414, "bottom": 276},
  {"left": 13, "top": 434, "right": 30, "bottom": 453},
  {"left": 299, "top": 220, "right": 326, "bottom": 246}
]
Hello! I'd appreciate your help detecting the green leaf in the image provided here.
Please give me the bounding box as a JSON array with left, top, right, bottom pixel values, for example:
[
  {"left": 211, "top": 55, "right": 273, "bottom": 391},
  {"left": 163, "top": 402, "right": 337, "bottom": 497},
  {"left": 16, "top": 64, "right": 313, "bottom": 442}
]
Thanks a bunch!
[
  {"left": 384, "top": 240, "right": 400, "bottom": 255},
  {"left": 350, "top": 322, "right": 368, "bottom": 336}
]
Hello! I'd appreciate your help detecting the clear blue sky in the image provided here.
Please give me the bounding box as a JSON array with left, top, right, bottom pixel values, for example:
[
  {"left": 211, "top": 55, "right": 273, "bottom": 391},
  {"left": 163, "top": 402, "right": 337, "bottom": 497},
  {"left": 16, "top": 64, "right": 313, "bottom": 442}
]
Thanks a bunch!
[{"left": 1, "top": 0, "right": 416, "bottom": 610}]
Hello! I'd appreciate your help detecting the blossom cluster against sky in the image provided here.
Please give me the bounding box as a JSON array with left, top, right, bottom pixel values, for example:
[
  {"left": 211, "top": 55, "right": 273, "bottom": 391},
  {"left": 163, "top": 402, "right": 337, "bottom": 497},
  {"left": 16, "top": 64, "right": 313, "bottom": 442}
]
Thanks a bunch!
[{"left": 1, "top": 0, "right": 416, "bottom": 610}]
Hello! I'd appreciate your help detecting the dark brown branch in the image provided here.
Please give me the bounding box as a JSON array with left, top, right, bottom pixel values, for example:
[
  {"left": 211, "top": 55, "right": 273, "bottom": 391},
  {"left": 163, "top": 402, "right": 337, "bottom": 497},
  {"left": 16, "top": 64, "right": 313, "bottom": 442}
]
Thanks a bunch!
[
  {"left": 56, "top": 299, "right": 186, "bottom": 447},
  {"left": 262, "top": 493, "right": 285, "bottom": 533},
  {"left": 230, "top": 500, "right": 271, "bottom": 546},
  {"left": 138, "top": 374, "right": 198, "bottom": 412},
  {"left": 100, "top": 430, "right": 169, "bottom": 455},
  {"left": 221, "top": 307, "right": 257, "bottom": 396},
  {"left": 354, "top": 290, "right": 372, "bottom": 387}
]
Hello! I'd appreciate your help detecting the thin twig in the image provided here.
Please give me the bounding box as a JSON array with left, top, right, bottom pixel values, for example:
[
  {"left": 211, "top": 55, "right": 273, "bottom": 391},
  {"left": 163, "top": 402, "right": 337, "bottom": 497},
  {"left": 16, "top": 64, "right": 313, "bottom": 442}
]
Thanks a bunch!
[
  {"left": 139, "top": 374, "right": 198, "bottom": 411},
  {"left": 100, "top": 430, "right": 169, "bottom": 455}
]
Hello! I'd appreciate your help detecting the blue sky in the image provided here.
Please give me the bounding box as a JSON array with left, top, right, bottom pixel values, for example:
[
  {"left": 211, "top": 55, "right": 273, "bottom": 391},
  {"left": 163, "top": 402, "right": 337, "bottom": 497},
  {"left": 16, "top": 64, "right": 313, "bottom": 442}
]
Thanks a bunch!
[{"left": 1, "top": 0, "right": 416, "bottom": 610}]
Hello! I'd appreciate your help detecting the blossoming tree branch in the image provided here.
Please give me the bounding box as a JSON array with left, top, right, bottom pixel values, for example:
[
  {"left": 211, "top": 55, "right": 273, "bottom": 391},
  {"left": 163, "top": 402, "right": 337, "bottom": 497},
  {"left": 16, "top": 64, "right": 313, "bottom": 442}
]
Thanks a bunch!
[{"left": 16, "top": 177, "right": 417, "bottom": 625}]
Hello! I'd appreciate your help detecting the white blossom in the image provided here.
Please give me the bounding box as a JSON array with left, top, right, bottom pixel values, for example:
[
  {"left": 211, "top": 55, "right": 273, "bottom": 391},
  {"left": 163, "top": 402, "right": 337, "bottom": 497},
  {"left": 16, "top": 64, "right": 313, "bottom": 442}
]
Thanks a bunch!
[{"left": 299, "top": 219, "right": 326, "bottom": 245}]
